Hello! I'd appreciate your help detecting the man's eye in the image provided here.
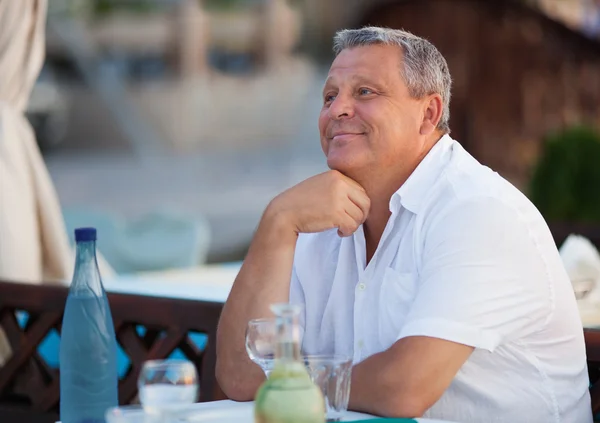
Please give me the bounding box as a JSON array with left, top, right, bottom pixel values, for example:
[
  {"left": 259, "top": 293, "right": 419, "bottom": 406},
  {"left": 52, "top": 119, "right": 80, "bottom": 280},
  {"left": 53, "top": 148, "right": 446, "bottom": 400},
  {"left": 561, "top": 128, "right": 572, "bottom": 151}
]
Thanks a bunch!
[
  {"left": 324, "top": 94, "right": 336, "bottom": 103},
  {"left": 359, "top": 88, "right": 373, "bottom": 95}
]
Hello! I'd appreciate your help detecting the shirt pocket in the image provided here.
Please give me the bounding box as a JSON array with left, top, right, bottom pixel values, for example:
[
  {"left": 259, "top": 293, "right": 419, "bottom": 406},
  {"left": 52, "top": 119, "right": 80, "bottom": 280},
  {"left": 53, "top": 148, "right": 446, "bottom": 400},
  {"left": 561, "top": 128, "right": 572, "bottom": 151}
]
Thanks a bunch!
[{"left": 378, "top": 267, "right": 417, "bottom": 349}]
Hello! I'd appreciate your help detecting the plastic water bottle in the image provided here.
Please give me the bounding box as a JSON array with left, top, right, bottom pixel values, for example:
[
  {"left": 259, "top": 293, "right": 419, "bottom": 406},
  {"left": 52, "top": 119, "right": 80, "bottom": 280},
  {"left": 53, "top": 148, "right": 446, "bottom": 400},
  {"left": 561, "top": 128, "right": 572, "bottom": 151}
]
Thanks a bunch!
[{"left": 60, "top": 228, "right": 118, "bottom": 423}]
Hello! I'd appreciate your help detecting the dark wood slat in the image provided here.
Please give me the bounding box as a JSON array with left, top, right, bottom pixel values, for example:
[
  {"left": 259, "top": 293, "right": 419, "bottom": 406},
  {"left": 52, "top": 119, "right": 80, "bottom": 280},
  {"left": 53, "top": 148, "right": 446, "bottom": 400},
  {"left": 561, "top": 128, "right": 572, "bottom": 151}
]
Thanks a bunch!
[
  {"left": 35, "top": 377, "right": 60, "bottom": 411},
  {"left": 146, "top": 328, "right": 186, "bottom": 360},
  {"left": 114, "top": 324, "right": 149, "bottom": 404},
  {"left": 0, "top": 282, "right": 68, "bottom": 312},
  {"left": 0, "top": 311, "right": 58, "bottom": 406},
  {"left": 0, "top": 312, "right": 61, "bottom": 393},
  {"left": 0, "top": 311, "right": 24, "bottom": 350},
  {"left": 108, "top": 294, "right": 223, "bottom": 334},
  {"left": 585, "top": 329, "right": 600, "bottom": 361},
  {"left": 118, "top": 378, "right": 138, "bottom": 405},
  {"left": 179, "top": 336, "right": 203, "bottom": 360},
  {"left": 17, "top": 359, "right": 52, "bottom": 408},
  {"left": 142, "top": 328, "right": 162, "bottom": 349},
  {"left": 585, "top": 328, "right": 600, "bottom": 416},
  {"left": 0, "top": 404, "right": 58, "bottom": 423},
  {"left": 30, "top": 353, "right": 54, "bottom": 384},
  {"left": 117, "top": 325, "right": 149, "bottom": 366},
  {"left": 200, "top": 332, "right": 219, "bottom": 402},
  {"left": 118, "top": 328, "right": 186, "bottom": 404},
  {"left": 24, "top": 313, "right": 41, "bottom": 332}
]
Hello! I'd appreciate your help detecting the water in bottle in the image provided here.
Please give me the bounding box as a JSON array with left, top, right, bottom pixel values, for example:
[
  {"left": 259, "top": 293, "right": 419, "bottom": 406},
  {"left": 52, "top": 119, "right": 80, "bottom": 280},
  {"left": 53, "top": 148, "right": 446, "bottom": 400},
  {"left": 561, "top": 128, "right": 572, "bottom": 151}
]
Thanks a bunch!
[{"left": 60, "top": 227, "right": 118, "bottom": 423}]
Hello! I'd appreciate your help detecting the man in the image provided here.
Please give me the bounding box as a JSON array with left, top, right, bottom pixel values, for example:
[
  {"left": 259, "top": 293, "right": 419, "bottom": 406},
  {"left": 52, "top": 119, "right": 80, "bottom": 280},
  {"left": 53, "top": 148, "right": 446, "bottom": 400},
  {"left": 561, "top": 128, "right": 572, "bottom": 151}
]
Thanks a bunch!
[{"left": 216, "top": 27, "right": 592, "bottom": 422}]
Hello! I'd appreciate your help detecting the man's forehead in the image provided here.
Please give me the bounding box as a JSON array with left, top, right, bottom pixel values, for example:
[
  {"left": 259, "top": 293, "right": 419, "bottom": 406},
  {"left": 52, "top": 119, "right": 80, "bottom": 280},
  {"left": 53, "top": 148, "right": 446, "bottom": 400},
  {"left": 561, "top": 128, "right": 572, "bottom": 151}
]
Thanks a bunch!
[
  {"left": 325, "top": 45, "right": 403, "bottom": 82},
  {"left": 324, "top": 72, "right": 378, "bottom": 86}
]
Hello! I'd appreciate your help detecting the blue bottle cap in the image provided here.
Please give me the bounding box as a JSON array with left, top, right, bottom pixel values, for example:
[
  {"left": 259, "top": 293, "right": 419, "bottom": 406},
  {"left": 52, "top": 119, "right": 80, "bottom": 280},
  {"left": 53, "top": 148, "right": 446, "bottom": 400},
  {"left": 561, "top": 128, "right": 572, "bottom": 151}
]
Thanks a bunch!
[{"left": 74, "top": 227, "right": 97, "bottom": 242}]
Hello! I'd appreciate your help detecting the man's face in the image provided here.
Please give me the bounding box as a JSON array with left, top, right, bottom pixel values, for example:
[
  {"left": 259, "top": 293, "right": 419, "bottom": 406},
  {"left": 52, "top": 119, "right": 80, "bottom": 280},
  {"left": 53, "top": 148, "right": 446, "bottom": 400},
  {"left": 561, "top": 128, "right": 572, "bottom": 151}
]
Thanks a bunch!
[{"left": 319, "top": 44, "right": 426, "bottom": 181}]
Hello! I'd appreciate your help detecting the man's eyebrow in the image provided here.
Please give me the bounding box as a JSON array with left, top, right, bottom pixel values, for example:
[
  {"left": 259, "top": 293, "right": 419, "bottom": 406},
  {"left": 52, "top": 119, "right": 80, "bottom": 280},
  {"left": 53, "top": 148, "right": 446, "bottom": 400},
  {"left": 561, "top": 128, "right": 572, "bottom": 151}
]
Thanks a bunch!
[
  {"left": 322, "top": 74, "right": 386, "bottom": 96},
  {"left": 351, "top": 74, "right": 386, "bottom": 89},
  {"left": 325, "top": 74, "right": 383, "bottom": 86}
]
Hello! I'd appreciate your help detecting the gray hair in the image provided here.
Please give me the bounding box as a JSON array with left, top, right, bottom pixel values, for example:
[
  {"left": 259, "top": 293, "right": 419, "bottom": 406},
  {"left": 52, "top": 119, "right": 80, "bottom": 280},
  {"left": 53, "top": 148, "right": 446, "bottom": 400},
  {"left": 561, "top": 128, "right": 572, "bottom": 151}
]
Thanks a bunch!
[{"left": 333, "top": 26, "right": 452, "bottom": 134}]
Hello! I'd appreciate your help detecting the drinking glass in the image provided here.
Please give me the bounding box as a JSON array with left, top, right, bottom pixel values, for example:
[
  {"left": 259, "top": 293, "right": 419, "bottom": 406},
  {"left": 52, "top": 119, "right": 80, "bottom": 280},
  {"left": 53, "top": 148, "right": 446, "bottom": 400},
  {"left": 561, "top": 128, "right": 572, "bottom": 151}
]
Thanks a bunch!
[
  {"left": 245, "top": 318, "right": 277, "bottom": 377},
  {"left": 304, "top": 354, "right": 353, "bottom": 422},
  {"left": 138, "top": 359, "right": 198, "bottom": 421}
]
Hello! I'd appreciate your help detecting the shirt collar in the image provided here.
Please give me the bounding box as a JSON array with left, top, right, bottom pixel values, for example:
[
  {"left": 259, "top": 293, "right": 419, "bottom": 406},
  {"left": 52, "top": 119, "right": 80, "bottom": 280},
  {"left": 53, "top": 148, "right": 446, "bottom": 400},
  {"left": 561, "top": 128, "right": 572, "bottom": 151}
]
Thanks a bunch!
[{"left": 391, "top": 134, "right": 454, "bottom": 215}]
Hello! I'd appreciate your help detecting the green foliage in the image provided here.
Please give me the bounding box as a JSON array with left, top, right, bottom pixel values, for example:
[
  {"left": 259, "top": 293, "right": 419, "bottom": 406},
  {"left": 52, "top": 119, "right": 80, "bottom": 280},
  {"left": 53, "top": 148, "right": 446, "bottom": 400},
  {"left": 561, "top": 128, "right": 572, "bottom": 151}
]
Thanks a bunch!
[
  {"left": 92, "top": 0, "right": 303, "bottom": 15},
  {"left": 93, "top": 0, "right": 158, "bottom": 16},
  {"left": 202, "top": 0, "right": 303, "bottom": 12},
  {"left": 203, "top": 0, "right": 260, "bottom": 11},
  {"left": 529, "top": 126, "right": 600, "bottom": 223}
]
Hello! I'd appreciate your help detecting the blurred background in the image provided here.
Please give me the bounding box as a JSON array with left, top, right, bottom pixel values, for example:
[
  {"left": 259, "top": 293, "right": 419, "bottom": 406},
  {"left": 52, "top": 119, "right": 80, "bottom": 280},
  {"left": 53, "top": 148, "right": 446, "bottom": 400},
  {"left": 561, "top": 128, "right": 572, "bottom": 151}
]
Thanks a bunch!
[{"left": 36, "top": 0, "right": 600, "bottom": 273}]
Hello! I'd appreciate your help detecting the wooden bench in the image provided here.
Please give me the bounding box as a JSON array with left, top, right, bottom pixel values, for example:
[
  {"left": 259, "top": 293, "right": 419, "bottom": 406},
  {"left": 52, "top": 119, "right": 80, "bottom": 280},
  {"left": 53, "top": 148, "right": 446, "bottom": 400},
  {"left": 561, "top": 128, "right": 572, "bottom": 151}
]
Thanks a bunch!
[{"left": 0, "top": 280, "right": 225, "bottom": 423}]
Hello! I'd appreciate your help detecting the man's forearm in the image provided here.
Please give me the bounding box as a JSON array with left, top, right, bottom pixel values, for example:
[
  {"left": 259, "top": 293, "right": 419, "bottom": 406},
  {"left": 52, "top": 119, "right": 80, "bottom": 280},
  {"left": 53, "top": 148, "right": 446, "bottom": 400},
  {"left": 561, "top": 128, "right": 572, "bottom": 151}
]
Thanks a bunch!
[
  {"left": 216, "top": 207, "right": 298, "bottom": 400},
  {"left": 348, "top": 337, "right": 473, "bottom": 418},
  {"left": 348, "top": 346, "right": 423, "bottom": 418}
]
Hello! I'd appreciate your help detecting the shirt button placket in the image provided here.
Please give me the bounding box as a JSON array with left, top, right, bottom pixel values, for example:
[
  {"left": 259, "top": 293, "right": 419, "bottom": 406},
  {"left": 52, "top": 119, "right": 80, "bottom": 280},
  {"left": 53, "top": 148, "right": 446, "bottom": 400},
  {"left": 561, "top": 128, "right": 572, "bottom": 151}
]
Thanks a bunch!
[{"left": 356, "top": 280, "right": 367, "bottom": 360}]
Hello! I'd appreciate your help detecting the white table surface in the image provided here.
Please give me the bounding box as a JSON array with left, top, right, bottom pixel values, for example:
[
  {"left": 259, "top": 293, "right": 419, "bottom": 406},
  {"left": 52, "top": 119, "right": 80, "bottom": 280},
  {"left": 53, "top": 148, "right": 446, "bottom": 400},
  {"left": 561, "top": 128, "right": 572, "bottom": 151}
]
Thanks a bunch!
[
  {"left": 102, "top": 399, "right": 456, "bottom": 422},
  {"left": 103, "top": 262, "right": 240, "bottom": 303}
]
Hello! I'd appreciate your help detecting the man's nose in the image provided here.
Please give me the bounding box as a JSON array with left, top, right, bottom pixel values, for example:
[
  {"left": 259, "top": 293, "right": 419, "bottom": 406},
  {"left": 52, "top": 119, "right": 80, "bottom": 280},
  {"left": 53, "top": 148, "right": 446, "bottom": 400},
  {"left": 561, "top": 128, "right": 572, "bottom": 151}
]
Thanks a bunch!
[{"left": 328, "top": 94, "right": 355, "bottom": 120}]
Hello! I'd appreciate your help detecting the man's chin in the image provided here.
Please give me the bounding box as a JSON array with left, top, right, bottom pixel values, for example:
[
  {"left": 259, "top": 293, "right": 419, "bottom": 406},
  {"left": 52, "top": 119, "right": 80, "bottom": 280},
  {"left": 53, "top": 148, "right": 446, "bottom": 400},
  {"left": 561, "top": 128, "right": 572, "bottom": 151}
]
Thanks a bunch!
[{"left": 327, "top": 158, "right": 364, "bottom": 179}]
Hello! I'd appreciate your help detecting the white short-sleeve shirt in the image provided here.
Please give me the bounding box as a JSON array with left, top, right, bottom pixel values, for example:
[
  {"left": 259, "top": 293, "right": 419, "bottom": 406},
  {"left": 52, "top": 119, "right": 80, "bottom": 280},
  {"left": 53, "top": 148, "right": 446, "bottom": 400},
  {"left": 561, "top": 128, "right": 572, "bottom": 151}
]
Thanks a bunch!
[{"left": 290, "top": 135, "right": 592, "bottom": 423}]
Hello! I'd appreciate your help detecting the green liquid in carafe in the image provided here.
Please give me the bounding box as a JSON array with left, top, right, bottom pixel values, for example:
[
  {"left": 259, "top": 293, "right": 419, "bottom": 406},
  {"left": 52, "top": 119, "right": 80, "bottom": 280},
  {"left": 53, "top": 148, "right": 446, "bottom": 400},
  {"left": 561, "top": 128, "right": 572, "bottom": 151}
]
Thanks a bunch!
[
  {"left": 254, "top": 304, "right": 325, "bottom": 423},
  {"left": 255, "top": 361, "right": 325, "bottom": 423}
]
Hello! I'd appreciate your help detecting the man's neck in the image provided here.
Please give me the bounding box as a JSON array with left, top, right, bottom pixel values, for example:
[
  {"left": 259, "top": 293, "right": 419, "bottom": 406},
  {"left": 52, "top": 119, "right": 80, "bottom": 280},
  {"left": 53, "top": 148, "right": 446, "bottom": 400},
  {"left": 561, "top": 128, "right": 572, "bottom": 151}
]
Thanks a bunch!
[
  {"left": 360, "top": 132, "right": 444, "bottom": 264},
  {"left": 363, "top": 206, "right": 391, "bottom": 265},
  {"left": 361, "top": 180, "right": 397, "bottom": 265}
]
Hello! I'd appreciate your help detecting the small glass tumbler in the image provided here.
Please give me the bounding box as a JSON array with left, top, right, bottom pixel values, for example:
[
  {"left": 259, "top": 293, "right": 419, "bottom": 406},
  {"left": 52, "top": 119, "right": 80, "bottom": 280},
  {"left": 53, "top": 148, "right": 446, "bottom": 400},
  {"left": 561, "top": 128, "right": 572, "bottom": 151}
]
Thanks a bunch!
[
  {"left": 304, "top": 354, "right": 353, "bottom": 422},
  {"left": 137, "top": 359, "right": 198, "bottom": 421}
]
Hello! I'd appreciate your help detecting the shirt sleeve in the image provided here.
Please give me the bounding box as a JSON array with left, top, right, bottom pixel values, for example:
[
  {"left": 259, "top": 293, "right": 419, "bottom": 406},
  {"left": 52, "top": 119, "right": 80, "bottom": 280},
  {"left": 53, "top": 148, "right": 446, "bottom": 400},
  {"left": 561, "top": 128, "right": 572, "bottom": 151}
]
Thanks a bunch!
[{"left": 398, "top": 196, "right": 553, "bottom": 352}]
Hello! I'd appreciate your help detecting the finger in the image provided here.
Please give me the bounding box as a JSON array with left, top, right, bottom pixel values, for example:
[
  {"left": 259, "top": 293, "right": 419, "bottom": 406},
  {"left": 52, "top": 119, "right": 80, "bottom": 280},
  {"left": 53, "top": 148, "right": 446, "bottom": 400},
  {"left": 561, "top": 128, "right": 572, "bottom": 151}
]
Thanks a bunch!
[
  {"left": 347, "top": 189, "right": 370, "bottom": 221},
  {"left": 344, "top": 200, "right": 365, "bottom": 226},
  {"left": 337, "top": 212, "right": 360, "bottom": 237}
]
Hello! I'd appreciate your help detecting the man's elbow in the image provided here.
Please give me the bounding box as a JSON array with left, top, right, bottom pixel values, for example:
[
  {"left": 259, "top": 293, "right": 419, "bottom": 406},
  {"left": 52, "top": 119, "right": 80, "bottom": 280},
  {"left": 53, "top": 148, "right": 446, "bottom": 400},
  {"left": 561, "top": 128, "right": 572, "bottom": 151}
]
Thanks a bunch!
[{"left": 215, "top": 358, "right": 258, "bottom": 401}]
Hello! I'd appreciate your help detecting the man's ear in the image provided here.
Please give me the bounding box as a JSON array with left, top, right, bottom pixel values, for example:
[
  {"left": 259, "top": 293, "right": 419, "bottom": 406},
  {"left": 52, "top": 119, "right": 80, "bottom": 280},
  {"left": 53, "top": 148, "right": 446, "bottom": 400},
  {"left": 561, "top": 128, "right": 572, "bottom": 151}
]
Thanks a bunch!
[{"left": 420, "top": 94, "right": 443, "bottom": 135}]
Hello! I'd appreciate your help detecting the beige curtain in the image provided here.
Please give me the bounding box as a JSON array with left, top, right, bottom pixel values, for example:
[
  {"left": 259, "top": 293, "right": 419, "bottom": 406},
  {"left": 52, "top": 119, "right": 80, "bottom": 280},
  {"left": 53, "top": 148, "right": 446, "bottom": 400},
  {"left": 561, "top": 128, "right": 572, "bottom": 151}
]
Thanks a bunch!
[
  {"left": 0, "top": 0, "right": 72, "bottom": 365},
  {"left": 0, "top": 0, "right": 72, "bottom": 284}
]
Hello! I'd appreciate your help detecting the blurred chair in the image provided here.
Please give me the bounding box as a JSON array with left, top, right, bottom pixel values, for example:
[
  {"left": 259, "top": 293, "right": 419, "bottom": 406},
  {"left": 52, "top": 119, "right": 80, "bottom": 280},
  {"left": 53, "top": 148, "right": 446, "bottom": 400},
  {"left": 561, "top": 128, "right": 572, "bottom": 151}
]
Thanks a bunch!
[
  {"left": 115, "top": 210, "right": 212, "bottom": 274},
  {"left": 64, "top": 208, "right": 212, "bottom": 274}
]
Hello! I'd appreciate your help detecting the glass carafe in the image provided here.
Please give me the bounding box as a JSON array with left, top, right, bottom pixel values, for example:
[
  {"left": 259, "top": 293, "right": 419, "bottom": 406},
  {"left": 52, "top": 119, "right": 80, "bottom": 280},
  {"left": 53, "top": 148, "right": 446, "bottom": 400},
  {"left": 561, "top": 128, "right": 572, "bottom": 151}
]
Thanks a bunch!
[{"left": 254, "top": 304, "right": 325, "bottom": 423}]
